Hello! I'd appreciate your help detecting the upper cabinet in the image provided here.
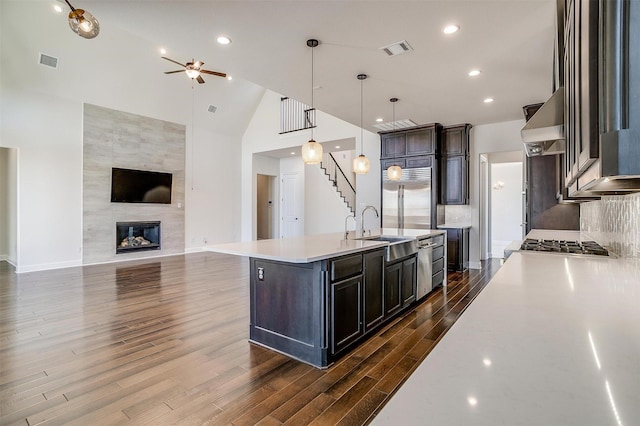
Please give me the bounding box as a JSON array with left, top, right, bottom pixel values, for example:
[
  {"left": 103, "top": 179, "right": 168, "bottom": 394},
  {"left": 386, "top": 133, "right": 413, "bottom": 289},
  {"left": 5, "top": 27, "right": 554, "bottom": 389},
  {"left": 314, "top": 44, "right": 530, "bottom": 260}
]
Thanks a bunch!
[
  {"left": 439, "top": 124, "right": 471, "bottom": 205},
  {"left": 563, "top": 0, "right": 640, "bottom": 196},
  {"left": 380, "top": 124, "right": 441, "bottom": 159}
]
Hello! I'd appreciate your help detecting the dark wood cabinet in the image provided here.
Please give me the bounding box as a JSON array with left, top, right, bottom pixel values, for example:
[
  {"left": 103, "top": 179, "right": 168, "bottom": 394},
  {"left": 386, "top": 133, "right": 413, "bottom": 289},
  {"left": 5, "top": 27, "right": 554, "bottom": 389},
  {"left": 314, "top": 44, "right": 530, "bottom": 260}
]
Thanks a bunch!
[
  {"left": 384, "top": 261, "right": 402, "bottom": 316},
  {"left": 363, "top": 250, "right": 385, "bottom": 331},
  {"left": 380, "top": 124, "right": 441, "bottom": 159},
  {"left": 439, "top": 124, "right": 471, "bottom": 205},
  {"left": 401, "top": 256, "right": 417, "bottom": 306},
  {"left": 329, "top": 275, "right": 364, "bottom": 355},
  {"left": 446, "top": 228, "right": 469, "bottom": 272}
]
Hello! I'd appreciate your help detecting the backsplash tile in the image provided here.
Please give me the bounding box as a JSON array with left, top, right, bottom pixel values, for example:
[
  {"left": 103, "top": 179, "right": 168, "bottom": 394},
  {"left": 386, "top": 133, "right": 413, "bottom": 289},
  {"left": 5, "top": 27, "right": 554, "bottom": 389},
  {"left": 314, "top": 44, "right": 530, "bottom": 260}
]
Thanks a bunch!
[
  {"left": 443, "top": 205, "right": 473, "bottom": 225},
  {"left": 581, "top": 193, "right": 640, "bottom": 259}
]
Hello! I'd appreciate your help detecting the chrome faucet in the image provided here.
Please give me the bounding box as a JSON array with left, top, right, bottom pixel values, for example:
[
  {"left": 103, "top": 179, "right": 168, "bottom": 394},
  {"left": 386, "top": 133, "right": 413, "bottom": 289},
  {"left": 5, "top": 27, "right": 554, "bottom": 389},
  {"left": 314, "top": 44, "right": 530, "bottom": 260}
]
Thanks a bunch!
[
  {"left": 344, "top": 214, "right": 356, "bottom": 239},
  {"left": 361, "top": 205, "right": 379, "bottom": 236}
]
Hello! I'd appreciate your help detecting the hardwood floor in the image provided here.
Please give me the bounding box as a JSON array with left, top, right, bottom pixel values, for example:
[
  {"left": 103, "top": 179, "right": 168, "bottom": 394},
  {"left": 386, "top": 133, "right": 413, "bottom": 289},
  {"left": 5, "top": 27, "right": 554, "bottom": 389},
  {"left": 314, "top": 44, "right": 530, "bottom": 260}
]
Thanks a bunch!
[{"left": 0, "top": 254, "right": 501, "bottom": 425}]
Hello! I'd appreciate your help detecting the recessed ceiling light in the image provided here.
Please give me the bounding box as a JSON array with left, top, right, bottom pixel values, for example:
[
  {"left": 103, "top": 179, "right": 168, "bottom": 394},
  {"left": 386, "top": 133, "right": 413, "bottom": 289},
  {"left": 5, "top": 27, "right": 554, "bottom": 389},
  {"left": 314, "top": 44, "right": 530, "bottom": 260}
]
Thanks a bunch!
[
  {"left": 53, "top": 4, "right": 63, "bottom": 13},
  {"left": 484, "top": 97, "right": 494, "bottom": 103},
  {"left": 335, "top": 145, "right": 341, "bottom": 149},
  {"left": 468, "top": 69, "right": 481, "bottom": 77},
  {"left": 217, "top": 36, "right": 231, "bottom": 45},
  {"left": 467, "top": 396, "right": 478, "bottom": 407},
  {"left": 226, "top": 75, "right": 233, "bottom": 81},
  {"left": 443, "top": 24, "right": 460, "bottom": 34},
  {"left": 290, "top": 152, "right": 296, "bottom": 155},
  {"left": 159, "top": 48, "right": 167, "bottom": 55},
  {"left": 376, "top": 118, "right": 384, "bottom": 122}
]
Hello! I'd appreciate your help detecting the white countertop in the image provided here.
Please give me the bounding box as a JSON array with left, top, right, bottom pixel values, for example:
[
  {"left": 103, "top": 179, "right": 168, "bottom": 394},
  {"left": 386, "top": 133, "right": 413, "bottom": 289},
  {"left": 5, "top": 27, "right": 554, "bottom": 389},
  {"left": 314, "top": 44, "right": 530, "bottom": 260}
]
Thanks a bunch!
[
  {"left": 437, "top": 223, "right": 472, "bottom": 229},
  {"left": 372, "top": 251, "right": 640, "bottom": 425},
  {"left": 206, "top": 229, "right": 445, "bottom": 263}
]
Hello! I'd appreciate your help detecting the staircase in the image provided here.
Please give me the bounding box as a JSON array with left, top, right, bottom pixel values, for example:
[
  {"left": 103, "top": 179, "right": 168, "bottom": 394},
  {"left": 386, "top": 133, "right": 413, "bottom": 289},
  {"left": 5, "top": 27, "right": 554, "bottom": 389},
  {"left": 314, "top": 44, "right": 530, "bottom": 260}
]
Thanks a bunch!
[{"left": 320, "top": 153, "right": 356, "bottom": 214}]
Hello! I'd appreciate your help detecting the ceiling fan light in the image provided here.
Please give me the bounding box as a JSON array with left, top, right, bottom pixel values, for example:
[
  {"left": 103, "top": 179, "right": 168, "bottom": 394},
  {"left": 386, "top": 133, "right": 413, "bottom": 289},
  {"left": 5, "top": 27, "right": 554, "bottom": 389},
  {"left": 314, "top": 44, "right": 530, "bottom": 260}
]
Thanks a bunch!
[
  {"left": 185, "top": 68, "right": 200, "bottom": 79},
  {"left": 387, "top": 165, "right": 402, "bottom": 181},
  {"left": 353, "top": 154, "right": 370, "bottom": 175},
  {"left": 302, "top": 139, "right": 323, "bottom": 164},
  {"left": 68, "top": 9, "right": 99, "bottom": 39}
]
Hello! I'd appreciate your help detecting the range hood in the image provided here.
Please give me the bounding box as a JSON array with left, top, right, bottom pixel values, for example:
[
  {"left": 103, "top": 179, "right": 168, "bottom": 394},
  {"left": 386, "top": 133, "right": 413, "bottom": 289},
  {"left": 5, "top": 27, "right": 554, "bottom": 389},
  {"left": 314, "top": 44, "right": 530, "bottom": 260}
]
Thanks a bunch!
[{"left": 521, "top": 88, "right": 565, "bottom": 157}]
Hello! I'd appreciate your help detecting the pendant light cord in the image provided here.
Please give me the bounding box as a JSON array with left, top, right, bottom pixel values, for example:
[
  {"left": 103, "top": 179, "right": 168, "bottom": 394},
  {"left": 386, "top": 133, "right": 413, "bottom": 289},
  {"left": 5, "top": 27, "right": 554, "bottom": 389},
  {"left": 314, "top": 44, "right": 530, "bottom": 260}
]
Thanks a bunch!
[
  {"left": 191, "top": 80, "right": 195, "bottom": 191},
  {"left": 360, "top": 77, "right": 364, "bottom": 154}
]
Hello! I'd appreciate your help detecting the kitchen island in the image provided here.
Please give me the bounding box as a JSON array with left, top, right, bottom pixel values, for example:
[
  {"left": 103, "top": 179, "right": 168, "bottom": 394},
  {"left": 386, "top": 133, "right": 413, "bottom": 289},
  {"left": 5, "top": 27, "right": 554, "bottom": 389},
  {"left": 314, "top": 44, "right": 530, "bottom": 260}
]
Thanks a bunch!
[
  {"left": 208, "top": 229, "right": 445, "bottom": 368},
  {"left": 372, "top": 248, "right": 640, "bottom": 424}
]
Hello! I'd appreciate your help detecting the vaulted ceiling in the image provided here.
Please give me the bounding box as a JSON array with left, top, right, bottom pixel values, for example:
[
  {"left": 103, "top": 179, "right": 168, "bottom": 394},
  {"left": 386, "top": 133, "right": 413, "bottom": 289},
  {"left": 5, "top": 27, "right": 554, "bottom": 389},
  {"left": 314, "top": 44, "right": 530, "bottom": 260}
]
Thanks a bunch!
[{"left": 74, "top": 0, "right": 556, "bottom": 133}]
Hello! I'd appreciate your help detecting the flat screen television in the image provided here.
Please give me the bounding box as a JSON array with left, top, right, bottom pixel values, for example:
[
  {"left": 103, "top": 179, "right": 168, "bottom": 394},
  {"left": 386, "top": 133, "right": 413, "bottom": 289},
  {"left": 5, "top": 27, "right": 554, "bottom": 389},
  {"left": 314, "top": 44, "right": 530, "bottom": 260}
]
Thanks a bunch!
[{"left": 110, "top": 167, "right": 172, "bottom": 204}]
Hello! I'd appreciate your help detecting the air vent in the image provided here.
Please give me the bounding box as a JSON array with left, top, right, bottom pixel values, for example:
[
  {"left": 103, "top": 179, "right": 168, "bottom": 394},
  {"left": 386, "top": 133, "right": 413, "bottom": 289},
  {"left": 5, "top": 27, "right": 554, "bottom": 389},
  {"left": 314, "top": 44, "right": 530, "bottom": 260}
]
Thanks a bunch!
[
  {"left": 379, "top": 40, "right": 413, "bottom": 57},
  {"left": 207, "top": 105, "right": 217, "bottom": 113},
  {"left": 39, "top": 53, "right": 58, "bottom": 68},
  {"left": 373, "top": 119, "right": 417, "bottom": 131}
]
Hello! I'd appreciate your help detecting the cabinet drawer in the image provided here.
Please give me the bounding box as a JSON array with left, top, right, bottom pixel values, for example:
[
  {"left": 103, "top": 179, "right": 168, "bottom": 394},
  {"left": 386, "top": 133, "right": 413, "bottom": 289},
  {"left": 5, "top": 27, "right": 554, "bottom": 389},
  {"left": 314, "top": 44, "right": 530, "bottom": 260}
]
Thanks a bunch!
[
  {"left": 330, "top": 254, "right": 362, "bottom": 282},
  {"left": 433, "top": 246, "right": 444, "bottom": 261},
  {"left": 381, "top": 158, "right": 406, "bottom": 169},
  {"left": 432, "top": 257, "right": 444, "bottom": 274},
  {"left": 431, "top": 234, "right": 445, "bottom": 246},
  {"left": 432, "top": 269, "right": 444, "bottom": 287},
  {"left": 405, "top": 155, "right": 432, "bottom": 168}
]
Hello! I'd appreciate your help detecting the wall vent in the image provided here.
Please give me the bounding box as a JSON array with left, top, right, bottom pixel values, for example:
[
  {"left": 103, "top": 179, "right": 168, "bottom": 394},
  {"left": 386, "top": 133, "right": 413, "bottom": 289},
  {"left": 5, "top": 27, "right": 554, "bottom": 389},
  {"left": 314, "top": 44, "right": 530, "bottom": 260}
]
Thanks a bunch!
[
  {"left": 373, "top": 119, "right": 417, "bottom": 131},
  {"left": 379, "top": 40, "right": 413, "bottom": 57},
  {"left": 207, "top": 105, "right": 217, "bottom": 113},
  {"left": 39, "top": 53, "right": 58, "bottom": 68}
]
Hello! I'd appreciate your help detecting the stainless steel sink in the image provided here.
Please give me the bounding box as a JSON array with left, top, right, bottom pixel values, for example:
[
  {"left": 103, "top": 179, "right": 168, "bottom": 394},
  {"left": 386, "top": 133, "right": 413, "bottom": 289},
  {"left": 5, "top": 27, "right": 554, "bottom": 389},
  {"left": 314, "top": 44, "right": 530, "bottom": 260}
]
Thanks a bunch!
[{"left": 357, "top": 235, "right": 418, "bottom": 262}]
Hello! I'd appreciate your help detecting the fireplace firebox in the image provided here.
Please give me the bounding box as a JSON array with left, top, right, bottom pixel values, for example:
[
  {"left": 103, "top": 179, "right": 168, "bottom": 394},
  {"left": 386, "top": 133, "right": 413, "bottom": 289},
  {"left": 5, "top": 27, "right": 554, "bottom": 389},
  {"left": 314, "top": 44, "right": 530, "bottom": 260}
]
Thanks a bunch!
[{"left": 116, "top": 221, "right": 161, "bottom": 254}]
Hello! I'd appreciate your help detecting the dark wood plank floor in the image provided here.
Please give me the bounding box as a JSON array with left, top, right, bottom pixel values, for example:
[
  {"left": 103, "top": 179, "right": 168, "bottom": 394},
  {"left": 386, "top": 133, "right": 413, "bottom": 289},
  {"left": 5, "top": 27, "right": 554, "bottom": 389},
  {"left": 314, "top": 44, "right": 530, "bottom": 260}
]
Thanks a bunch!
[{"left": 0, "top": 253, "right": 501, "bottom": 425}]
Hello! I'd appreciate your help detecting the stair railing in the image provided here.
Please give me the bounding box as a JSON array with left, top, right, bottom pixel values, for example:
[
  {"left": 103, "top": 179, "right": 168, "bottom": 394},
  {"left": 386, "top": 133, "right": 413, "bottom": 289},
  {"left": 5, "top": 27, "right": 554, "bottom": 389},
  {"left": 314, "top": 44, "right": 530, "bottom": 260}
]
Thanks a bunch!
[{"left": 320, "top": 153, "right": 356, "bottom": 213}]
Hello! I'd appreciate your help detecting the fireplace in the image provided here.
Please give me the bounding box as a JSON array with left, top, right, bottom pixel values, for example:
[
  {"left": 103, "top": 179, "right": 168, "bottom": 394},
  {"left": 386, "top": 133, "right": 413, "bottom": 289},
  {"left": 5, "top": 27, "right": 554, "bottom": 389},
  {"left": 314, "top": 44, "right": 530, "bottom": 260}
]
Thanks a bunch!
[{"left": 116, "top": 221, "right": 161, "bottom": 254}]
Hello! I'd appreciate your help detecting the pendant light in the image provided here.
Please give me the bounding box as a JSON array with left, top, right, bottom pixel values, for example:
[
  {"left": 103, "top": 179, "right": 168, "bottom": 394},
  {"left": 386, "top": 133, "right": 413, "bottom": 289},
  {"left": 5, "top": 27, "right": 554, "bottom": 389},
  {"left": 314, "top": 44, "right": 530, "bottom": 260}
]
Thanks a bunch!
[
  {"left": 353, "top": 74, "right": 370, "bottom": 175},
  {"left": 64, "top": 0, "right": 100, "bottom": 39},
  {"left": 386, "top": 98, "right": 402, "bottom": 181},
  {"left": 301, "top": 39, "right": 323, "bottom": 164}
]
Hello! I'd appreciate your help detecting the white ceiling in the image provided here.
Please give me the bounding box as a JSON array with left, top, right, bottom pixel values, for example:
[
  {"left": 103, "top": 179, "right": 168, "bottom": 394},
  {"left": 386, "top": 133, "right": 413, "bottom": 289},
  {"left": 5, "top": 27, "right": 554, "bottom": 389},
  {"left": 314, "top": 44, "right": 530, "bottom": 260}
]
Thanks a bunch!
[{"left": 76, "top": 0, "right": 556, "bottom": 133}]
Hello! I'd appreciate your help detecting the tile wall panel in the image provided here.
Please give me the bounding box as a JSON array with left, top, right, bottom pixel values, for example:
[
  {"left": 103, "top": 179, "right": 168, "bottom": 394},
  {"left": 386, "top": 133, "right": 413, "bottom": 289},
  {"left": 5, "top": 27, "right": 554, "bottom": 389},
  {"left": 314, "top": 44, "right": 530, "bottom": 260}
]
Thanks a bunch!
[
  {"left": 83, "top": 104, "right": 185, "bottom": 264},
  {"left": 581, "top": 193, "right": 640, "bottom": 259}
]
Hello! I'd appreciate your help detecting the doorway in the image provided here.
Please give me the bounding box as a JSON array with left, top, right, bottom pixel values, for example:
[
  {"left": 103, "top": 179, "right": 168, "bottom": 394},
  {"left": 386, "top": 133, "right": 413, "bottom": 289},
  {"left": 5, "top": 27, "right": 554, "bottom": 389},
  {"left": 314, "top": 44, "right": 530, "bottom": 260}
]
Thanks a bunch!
[
  {"left": 256, "top": 174, "right": 276, "bottom": 240},
  {"left": 0, "top": 147, "right": 18, "bottom": 266},
  {"left": 280, "top": 170, "right": 304, "bottom": 238},
  {"left": 480, "top": 151, "right": 524, "bottom": 259}
]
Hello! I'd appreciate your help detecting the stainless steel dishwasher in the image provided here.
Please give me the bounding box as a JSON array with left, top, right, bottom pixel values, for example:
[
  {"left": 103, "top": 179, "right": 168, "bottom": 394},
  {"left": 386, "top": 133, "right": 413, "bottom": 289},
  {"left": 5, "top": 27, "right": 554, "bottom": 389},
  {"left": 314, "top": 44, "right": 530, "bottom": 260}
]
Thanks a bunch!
[{"left": 416, "top": 236, "right": 435, "bottom": 300}]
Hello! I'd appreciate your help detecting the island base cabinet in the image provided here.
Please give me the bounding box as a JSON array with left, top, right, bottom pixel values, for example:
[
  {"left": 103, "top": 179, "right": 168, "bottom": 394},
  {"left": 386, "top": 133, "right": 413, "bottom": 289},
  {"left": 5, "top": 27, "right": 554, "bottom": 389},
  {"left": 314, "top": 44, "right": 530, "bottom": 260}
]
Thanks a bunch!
[
  {"left": 329, "top": 276, "right": 364, "bottom": 355},
  {"left": 249, "top": 258, "right": 328, "bottom": 368}
]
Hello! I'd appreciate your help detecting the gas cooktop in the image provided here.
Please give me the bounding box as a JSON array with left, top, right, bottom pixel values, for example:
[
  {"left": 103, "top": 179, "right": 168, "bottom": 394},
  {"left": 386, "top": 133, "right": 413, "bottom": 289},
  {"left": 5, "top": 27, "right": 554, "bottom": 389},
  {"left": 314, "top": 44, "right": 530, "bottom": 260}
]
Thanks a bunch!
[{"left": 519, "top": 239, "right": 609, "bottom": 256}]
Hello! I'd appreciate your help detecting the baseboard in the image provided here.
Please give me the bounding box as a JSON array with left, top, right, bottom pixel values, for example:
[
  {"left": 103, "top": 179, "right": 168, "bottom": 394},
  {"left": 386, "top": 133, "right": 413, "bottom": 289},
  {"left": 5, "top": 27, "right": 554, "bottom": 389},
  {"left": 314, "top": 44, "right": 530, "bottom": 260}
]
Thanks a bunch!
[
  {"left": 17, "top": 259, "right": 82, "bottom": 274},
  {"left": 185, "top": 246, "right": 205, "bottom": 254},
  {"left": 0, "top": 255, "right": 17, "bottom": 267}
]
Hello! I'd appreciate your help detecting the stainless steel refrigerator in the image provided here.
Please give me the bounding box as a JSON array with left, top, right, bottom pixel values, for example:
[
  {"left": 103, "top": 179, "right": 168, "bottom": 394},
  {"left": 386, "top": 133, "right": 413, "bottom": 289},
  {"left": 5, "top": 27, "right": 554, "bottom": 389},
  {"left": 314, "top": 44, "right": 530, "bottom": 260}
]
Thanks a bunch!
[{"left": 382, "top": 167, "right": 432, "bottom": 229}]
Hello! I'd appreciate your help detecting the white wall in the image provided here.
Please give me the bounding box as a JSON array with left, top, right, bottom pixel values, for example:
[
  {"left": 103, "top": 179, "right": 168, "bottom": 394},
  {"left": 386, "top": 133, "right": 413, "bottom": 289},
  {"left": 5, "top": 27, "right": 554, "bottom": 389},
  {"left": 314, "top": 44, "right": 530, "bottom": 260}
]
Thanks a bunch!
[
  {"left": 305, "top": 163, "right": 352, "bottom": 235},
  {"left": 469, "top": 119, "right": 526, "bottom": 268},
  {"left": 0, "top": 1, "right": 263, "bottom": 271},
  {"left": 490, "top": 162, "right": 523, "bottom": 257},
  {"left": 0, "top": 148, "right": 8, "bottom": 260},
  {"left": 241, "top": 90, "right": 380, "bottom": 241}
]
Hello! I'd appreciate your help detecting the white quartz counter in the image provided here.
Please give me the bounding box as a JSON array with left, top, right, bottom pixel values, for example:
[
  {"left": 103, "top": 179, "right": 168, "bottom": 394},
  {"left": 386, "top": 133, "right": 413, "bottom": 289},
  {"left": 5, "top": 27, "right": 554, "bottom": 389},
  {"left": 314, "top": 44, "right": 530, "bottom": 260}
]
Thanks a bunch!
[
  {"left": 207, "top": 229, "right": 445, "bottom": 263},
  {"left": 373, "top": 251, "right": 640, "bottom": 425}
]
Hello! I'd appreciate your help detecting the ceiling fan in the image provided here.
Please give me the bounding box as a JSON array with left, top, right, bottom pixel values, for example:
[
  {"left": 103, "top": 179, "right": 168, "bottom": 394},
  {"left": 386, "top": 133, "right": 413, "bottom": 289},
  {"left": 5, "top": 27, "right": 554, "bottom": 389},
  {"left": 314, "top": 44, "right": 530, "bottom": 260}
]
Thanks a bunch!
[{"left": 161, "top": 57, "right": 227, "bottom": 84}]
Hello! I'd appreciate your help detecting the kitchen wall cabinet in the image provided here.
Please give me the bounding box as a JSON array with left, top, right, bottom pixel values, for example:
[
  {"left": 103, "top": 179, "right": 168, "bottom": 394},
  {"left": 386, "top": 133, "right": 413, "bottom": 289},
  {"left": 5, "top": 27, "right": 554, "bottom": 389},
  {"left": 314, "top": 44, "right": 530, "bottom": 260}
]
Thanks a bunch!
[
  {"left": 563, "top": 0, "right": 640, "bottom": 196},
  {"left": 445, "top": 228, "right": 469, "bottom": 272},
  {"left": 439, "top": 124, "right": 471, "bottom": 205},
  {"left": 380, "top": 124, "right": 441, "bottom": 159}
]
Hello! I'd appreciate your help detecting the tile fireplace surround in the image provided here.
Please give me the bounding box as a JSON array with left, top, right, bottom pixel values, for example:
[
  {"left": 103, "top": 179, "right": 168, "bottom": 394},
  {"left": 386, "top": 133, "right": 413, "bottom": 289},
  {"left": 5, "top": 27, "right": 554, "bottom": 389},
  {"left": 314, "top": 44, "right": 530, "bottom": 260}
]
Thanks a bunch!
[
  {"left": 580, "top": 192, "right": 640, "bottom": 259},
  {"left": 82, "top": 104, "right": 185, "bottom": 265}
]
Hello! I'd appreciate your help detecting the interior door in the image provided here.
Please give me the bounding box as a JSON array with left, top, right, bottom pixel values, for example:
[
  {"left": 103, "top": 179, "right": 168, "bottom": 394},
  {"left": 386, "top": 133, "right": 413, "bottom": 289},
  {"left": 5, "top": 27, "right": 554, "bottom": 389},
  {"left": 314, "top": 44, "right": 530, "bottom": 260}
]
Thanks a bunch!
[{"left": 281, "top": 171, "right": 303, "bottom": 238}]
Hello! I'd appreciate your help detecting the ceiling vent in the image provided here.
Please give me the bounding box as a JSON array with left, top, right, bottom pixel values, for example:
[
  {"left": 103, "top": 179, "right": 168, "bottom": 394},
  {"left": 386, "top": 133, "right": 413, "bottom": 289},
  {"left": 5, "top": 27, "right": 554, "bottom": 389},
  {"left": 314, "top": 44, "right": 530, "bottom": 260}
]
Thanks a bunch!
[
  {"left": 373, "top": 119, "right": 417, "bottom": 131},
  {"left": 379, "top": 40, "right": 413, "bottom": 57},
  {"left": 39, "top": 53, "right": 58, "bottom": 69},
  {"left": 207, "top": 105, "right": 217, "bottom": 113}
]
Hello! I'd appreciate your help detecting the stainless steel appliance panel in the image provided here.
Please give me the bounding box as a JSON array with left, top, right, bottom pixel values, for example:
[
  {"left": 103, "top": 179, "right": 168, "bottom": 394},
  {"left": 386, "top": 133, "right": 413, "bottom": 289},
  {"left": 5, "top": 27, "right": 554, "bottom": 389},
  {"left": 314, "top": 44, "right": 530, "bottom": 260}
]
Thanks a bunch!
[
  {"left": 416, "top": 240, "right": 433, "bottom": 299},
  {"left": 382, "top": 167, "right": 431, "bottom": 230}
]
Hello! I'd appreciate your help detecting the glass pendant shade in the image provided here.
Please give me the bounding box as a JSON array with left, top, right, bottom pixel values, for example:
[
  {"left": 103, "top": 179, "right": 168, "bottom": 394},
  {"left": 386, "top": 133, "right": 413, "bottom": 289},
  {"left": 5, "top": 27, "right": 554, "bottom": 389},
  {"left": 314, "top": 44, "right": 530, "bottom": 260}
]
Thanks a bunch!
[
  {"left": 353, "top": 154, "right": 370, "bottom": 175},
  {"left": 302, "top": 139, "right": 323, "bottom": 164},
  {"left": 387, "top": 164, "right": 402, "bottom": 181},
  {"left": 185, "top": 68, "right": 200, "bottom": 79},
  {"left": 68, "top": 9, "right": 99, "bottom": 39}
]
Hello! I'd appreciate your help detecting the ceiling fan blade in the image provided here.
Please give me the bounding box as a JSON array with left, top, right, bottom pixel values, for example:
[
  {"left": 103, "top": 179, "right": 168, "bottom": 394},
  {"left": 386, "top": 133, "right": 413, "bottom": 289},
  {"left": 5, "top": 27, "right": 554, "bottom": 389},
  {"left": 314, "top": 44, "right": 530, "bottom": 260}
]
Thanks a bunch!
[
  {"left": 200, "top": 70, "right": 227, "bottom": 78},
  {"left": 161, "top": 56, "right": 186, "bottom": 68},
  {"left": 196, "top": 75, "right": 205, "bottom": 84},
  {"left": 164, "top": 70, "right": 185, "bottom": 74}
]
